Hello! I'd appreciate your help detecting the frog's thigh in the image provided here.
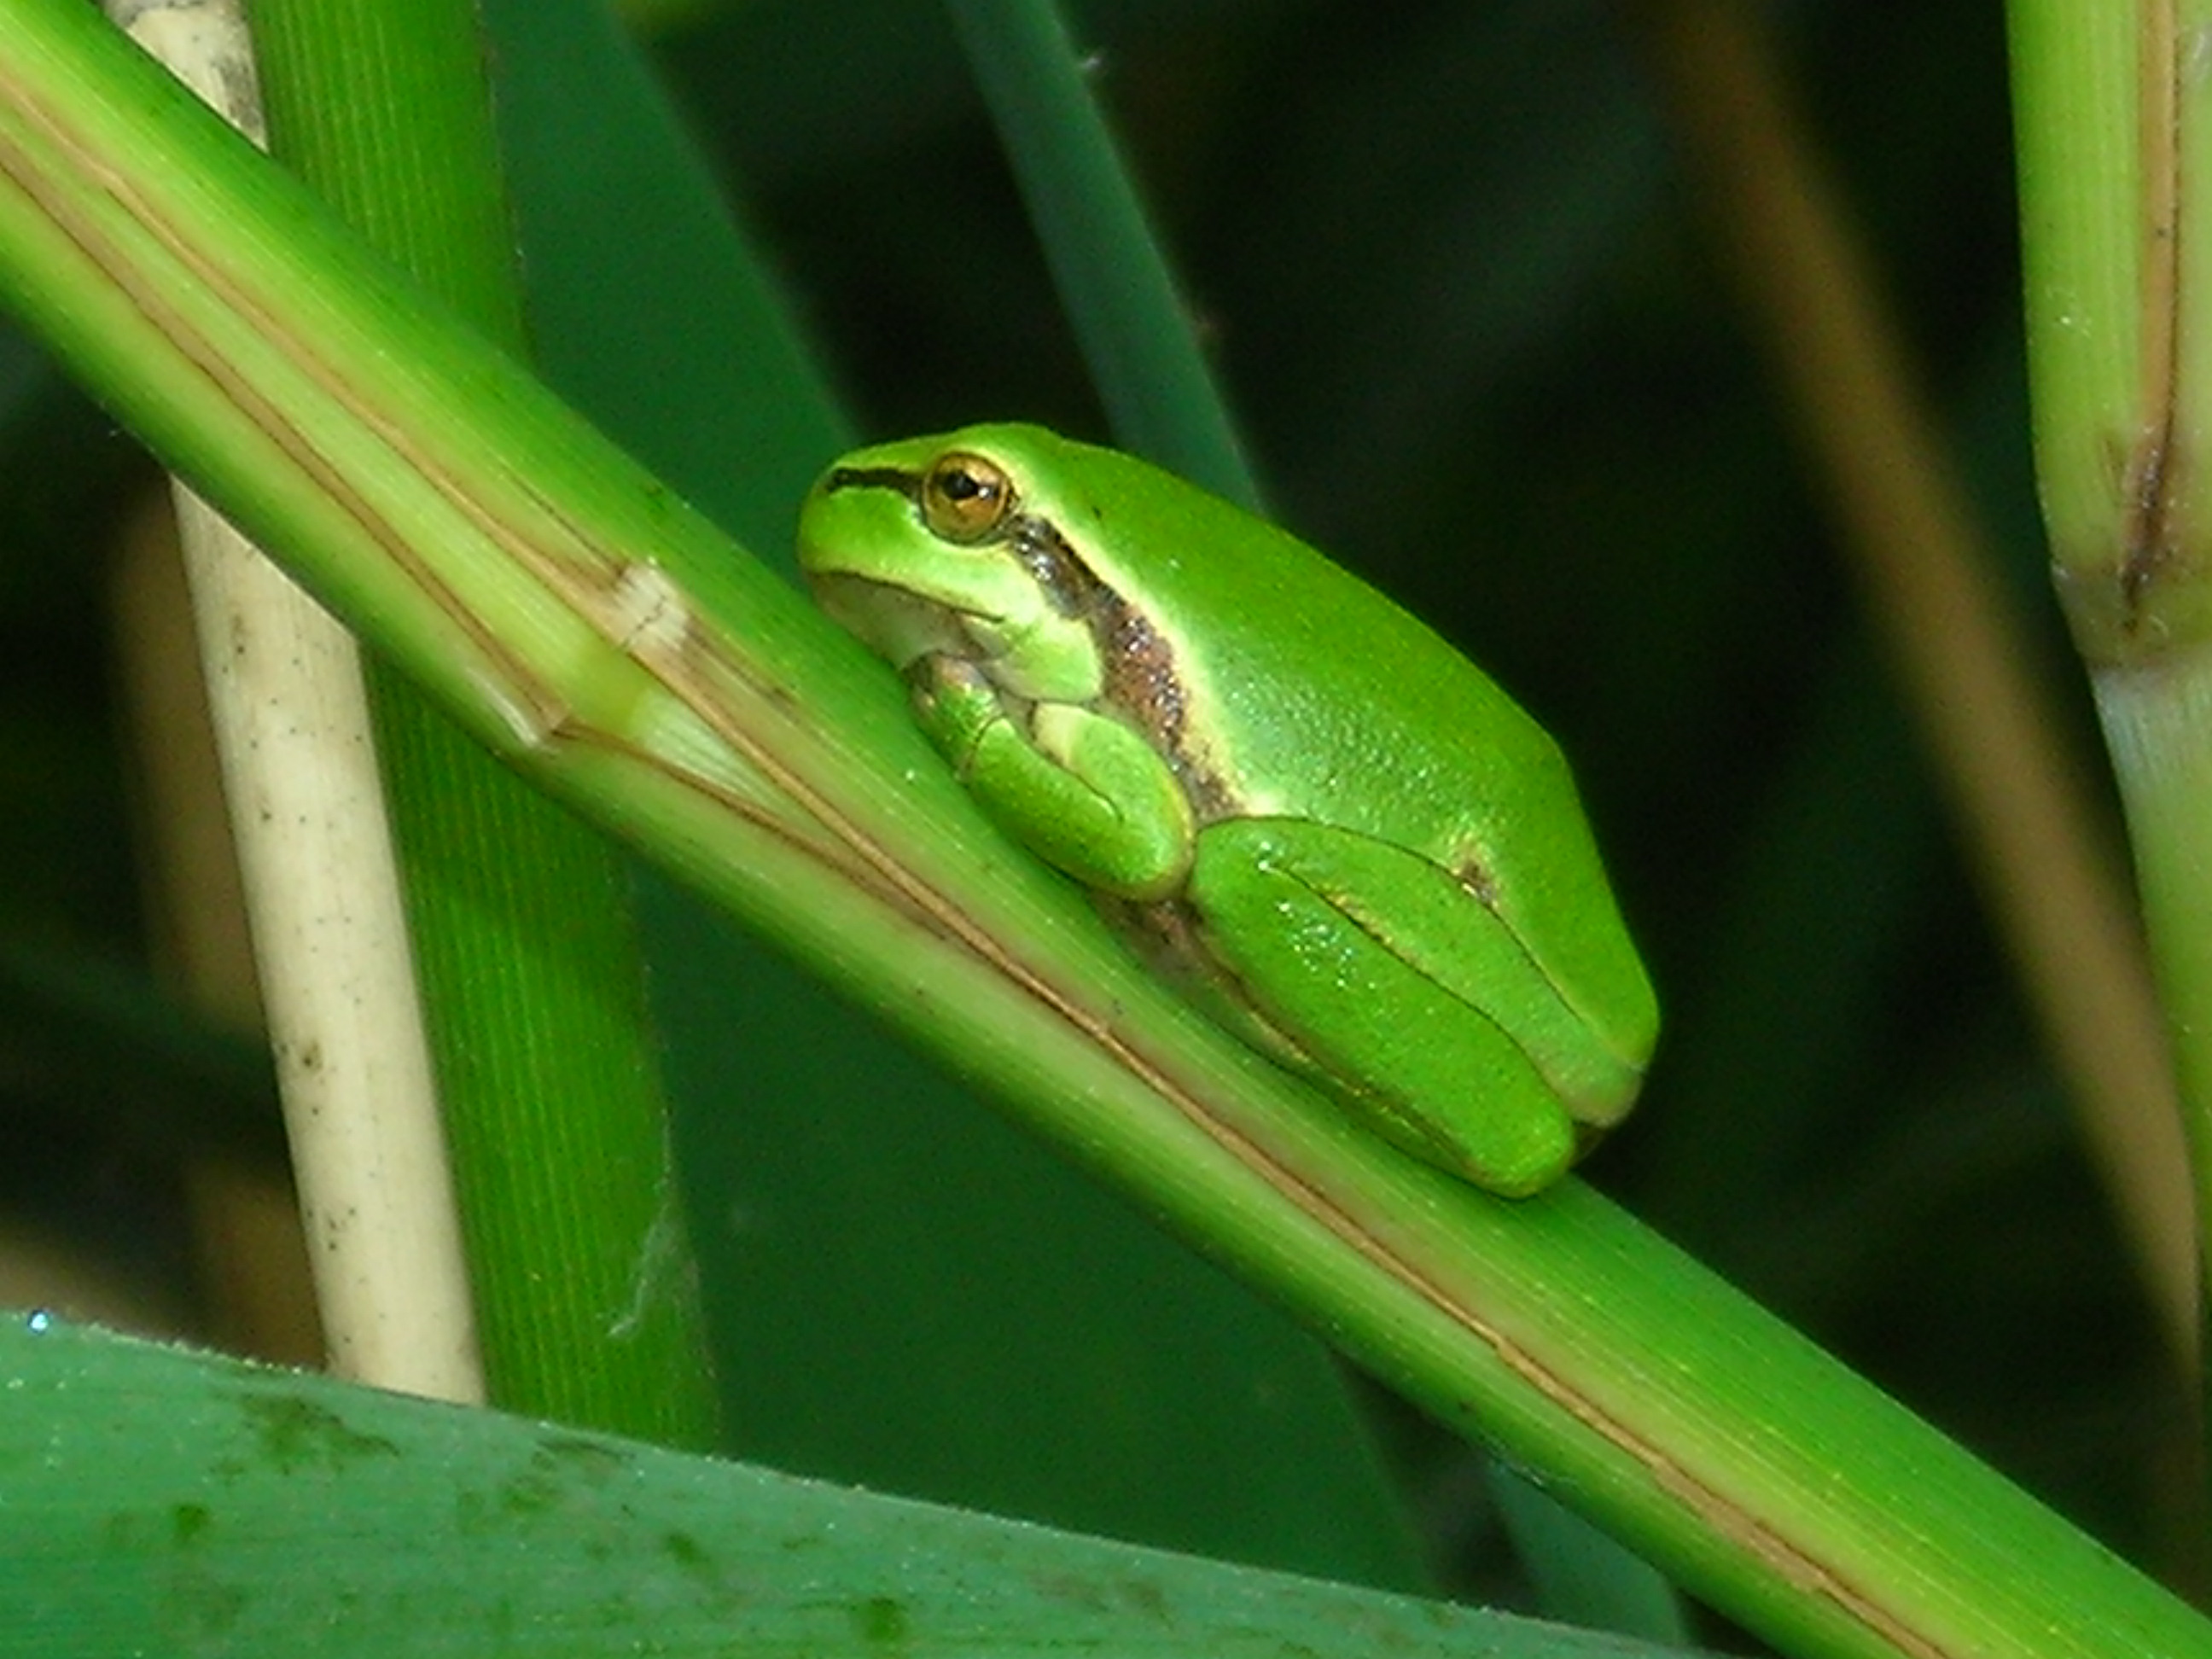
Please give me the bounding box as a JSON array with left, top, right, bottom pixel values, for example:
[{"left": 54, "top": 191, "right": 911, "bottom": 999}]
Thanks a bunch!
[{"left": 1185, "top": 819, "right": 1601, "bottom": 1193}]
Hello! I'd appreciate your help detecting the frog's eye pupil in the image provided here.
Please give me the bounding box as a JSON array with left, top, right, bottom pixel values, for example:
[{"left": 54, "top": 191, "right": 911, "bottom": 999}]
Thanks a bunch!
[{"left": 922, "top": 451, "right": 1015, "bottom": 543}]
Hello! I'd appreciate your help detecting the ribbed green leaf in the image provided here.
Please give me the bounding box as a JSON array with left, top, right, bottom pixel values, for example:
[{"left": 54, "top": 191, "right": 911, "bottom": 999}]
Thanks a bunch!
[{"left": 1, "top": 1313, "right": 1693, "bottom": 1659}]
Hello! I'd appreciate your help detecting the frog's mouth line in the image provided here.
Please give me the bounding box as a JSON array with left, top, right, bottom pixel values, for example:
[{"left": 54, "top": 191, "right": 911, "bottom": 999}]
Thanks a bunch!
[{"left": 801, "top": 570, "right": 987, "bottom": 675}]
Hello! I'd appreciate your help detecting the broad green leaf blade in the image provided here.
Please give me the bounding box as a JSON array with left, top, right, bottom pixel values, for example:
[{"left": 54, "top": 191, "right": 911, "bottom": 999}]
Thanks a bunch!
[
  {"left": 480, "top": 0, "right": 1430, "bottom": 1586},
  {"left": 0, "top": 1313, "right": 1695, "bottom": 1659}
]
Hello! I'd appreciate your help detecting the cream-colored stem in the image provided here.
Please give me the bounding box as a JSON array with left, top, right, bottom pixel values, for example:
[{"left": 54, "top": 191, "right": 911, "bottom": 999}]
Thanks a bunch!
[{"left": 107, "top": 0, "right": 482, "bottom": 1402}]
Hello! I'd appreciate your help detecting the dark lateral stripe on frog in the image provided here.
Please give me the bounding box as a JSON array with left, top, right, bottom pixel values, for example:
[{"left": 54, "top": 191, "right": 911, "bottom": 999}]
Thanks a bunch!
[
  {"left": 1004, "top": 510, "right": 1247, "bottom": 824},
  {"left": 825, "top": 457, "right": 1237, "bottom": 821}
]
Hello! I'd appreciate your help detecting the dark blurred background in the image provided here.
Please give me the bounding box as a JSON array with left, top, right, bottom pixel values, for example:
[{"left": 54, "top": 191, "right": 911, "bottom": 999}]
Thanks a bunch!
[{"left": 0, "top": 0, "right": 2186, "bottom": 1625}]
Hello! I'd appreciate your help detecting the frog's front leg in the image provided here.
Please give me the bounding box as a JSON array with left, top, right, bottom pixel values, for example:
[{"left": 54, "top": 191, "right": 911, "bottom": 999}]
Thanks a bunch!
[
  {"left": 908, "top": 655, "right": 1195, "bottom": 899},
  {"left": 1172, "top": 820, "right": 1642, "bottom": 1196}
]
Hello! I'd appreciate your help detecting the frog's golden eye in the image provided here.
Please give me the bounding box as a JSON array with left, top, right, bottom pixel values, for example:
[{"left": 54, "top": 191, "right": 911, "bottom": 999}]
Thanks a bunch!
[{"left": 920, "top": 451, "right": 1016, "bottom": 544}]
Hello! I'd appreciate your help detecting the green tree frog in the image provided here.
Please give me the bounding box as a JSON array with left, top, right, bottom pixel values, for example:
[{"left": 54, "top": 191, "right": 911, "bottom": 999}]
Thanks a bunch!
[{"left": 797, "top": 423, "right": 1656, "bottom": 1196}]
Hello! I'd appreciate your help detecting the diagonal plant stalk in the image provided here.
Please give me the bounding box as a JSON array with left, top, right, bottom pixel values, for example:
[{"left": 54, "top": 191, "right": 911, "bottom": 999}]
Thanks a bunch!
[{"left": 0, "top": 7, "right": 2206, "bottom": 1656}]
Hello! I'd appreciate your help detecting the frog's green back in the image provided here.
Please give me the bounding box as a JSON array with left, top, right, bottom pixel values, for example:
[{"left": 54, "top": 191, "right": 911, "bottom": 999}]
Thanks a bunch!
[
  {"left": 998, "top": 427, "right": 1561, "bottom": 834},
  {"left": 991, "top": 425, "right": 1652, "bottom": 1058}
]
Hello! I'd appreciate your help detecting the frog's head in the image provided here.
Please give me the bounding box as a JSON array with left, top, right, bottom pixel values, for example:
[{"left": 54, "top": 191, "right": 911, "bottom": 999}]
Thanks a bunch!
[{"left": 798, "top": 427, "right": 1103, "bottom": 705}]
